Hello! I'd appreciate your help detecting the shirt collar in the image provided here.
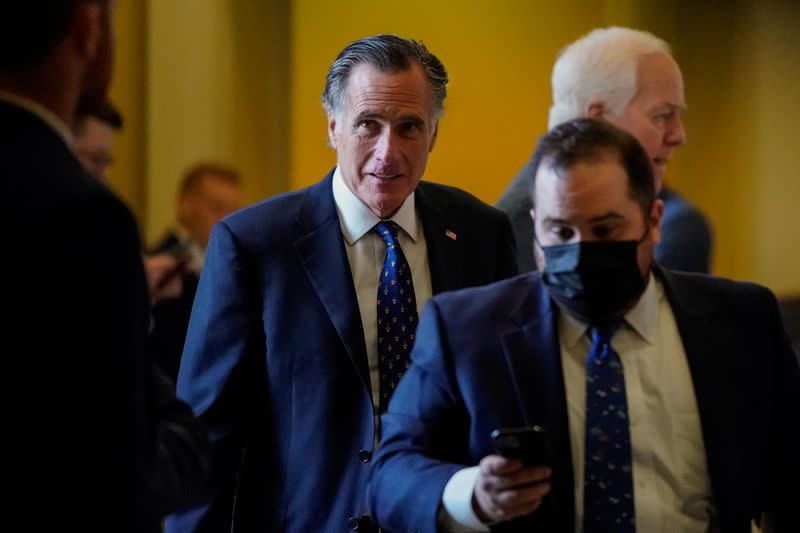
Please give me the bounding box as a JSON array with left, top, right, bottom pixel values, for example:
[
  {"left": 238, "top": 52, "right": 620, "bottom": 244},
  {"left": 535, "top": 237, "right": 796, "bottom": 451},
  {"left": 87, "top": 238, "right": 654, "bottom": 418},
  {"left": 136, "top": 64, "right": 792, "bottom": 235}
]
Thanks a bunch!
[
  {"left": 331, "top": 165, "right": 419, "bottom": 245},
  {"left": 559, "top": 272, "right": 660, "bottom": 350},
  {"left": 0, "top": 90, "right": 74, "bottom": 148}
]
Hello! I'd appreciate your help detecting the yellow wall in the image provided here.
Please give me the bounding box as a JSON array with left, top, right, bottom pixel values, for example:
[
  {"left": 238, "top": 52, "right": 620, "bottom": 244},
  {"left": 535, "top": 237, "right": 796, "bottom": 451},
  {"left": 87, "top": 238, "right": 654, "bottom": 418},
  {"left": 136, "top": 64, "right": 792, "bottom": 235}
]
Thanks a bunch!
[
  {"left": 671, "top": 0, "right": 800, "bottom": 293},
  {"left": 110, "top": 0, "right": 799, "bottom": 295},
  {"left": 107, "top": 0, "right": 146, "bottom": 223},
  {"left": 145, "top": 0, "right": 289, "bottom": 245},
  {"left": 290, "top": 0, "right": 607, "bottom": 198}
]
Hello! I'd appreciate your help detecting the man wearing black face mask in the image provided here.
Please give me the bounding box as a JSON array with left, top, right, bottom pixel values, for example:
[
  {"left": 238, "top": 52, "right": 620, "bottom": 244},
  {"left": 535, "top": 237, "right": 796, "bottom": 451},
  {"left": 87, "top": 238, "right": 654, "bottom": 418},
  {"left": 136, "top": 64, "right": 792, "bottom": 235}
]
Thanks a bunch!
[{"left": 368, "top": 119, "right": 800, "bottom": 533}]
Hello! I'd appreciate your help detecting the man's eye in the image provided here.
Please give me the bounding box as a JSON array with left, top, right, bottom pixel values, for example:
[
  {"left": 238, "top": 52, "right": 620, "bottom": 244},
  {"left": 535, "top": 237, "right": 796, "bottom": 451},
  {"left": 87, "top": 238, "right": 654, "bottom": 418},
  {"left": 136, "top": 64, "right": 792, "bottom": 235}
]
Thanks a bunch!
[
  {"left": 398, "top": 122, "right": 421, "bottom": 136},
  {"left": 553, "top": 226, "right": 575, "bottom": 241},
  {"left": 356, "top": 119, "right": 380, "bottom": 135},
  {"left": 652, "top": 110, "right": 675, "bottom": 122},
  {"left": 593, "top": 226, "right": 612, "bottom": 239}
]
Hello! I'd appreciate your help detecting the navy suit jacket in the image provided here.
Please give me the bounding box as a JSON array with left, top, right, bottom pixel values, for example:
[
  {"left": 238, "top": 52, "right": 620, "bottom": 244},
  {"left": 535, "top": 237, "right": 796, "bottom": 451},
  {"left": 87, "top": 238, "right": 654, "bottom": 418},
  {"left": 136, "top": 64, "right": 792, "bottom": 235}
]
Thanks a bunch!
[
  {"left": 369, "top": 269, "right": 800, "bottom": 533},
  {"left": 167, "top": 171, "right": 517, "bottom": 532},
  {"left": 496, "top": 155, "right": 713, "bottom": 273},
  {"left": 1, "top": 100, "right": 209, "bottom": 530}
]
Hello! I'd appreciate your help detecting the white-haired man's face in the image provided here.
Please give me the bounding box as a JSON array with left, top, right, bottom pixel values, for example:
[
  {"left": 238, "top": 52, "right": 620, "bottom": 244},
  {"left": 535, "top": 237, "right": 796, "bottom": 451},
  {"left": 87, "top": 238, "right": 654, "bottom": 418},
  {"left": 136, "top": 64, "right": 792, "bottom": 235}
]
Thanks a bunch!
[{"left": 602, "top": 52, "right": 686, "bottom": 189}]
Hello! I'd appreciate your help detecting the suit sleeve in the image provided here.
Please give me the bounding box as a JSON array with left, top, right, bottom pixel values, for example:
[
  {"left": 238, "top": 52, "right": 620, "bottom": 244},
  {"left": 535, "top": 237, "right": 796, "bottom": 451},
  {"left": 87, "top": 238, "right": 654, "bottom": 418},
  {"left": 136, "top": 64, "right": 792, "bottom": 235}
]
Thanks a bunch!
[
  {"left": 367, "top": 299, "right": 468, "bottom": 532},
  {"left": 166, "top": 221, "right": 257, "bottom": 530}
]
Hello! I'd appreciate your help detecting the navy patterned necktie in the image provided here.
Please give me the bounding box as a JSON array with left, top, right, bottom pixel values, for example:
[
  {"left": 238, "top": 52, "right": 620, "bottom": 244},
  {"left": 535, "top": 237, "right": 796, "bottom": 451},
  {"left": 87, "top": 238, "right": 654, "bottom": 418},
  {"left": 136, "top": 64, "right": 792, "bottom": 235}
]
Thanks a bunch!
[
  {"left": 583, "top": 322, "right": 636, "bottom": 533},
  {"left": 374, "top": 221, "right": 418, "bottom": 413}
]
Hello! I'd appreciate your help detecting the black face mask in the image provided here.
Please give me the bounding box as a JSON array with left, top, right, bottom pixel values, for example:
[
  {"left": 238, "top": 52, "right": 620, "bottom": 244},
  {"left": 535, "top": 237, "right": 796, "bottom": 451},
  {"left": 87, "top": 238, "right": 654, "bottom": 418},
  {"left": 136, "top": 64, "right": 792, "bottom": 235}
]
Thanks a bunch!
[{"left": 539, "top": 236, "right": 647, "bottom": 324}]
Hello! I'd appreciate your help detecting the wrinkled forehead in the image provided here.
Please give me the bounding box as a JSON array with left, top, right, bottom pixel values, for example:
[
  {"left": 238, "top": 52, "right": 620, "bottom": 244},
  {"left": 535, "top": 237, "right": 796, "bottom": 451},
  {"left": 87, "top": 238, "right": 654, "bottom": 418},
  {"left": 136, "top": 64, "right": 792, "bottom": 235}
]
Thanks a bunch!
[
  {"left": 343, "top": 62, "right": 434, "bottom": 114},
  {"left": 630, "top": 51, "right": 686, "bottom": 108}
]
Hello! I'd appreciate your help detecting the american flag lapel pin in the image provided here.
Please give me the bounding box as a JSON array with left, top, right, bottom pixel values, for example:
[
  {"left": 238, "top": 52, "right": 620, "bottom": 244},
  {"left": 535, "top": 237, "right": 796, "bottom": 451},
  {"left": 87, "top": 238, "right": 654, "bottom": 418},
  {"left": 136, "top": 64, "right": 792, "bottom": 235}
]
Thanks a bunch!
[{"left": 445, "top": 229, "right": 457, "bottom": 241}]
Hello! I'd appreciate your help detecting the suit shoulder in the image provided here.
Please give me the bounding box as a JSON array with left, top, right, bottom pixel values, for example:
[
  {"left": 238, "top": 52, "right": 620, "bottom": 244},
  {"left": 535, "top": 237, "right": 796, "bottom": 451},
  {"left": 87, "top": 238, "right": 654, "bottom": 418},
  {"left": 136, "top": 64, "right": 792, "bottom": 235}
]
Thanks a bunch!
[
  {"left": 419, "top": 180, "right": 509, "bottom": 222},
  {"left": 429, "top": 272, "right": 538, "bottom": 320},
  {"left": 661, "top": 189, "right": 712, "bottom": 227},
  {"left": 495, "top": 158, "right": 535, "bottom": 215},
  {"left": 667, "top": 270, "right": 777, "bottom": 306},
  {"left": 222, "top": 180, "right": 324, "bottom": 237}
]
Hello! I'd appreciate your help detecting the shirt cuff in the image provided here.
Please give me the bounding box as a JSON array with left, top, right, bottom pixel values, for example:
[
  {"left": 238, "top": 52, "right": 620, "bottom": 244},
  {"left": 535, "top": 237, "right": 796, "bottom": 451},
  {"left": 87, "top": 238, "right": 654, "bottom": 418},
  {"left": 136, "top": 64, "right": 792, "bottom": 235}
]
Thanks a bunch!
[{"left": 439, "top": 466, "right": 490, "bottom": 532}]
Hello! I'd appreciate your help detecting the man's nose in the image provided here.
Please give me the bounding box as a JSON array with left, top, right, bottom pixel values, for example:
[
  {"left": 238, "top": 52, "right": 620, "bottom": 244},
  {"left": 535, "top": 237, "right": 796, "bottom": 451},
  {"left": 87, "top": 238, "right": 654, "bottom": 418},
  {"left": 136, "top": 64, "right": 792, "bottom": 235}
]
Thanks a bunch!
[
  {"left": 374, "top": 129, "right": 399, "bottom": 164},
  {"left": 666, "top": 115, "right": 686, "bottom": 147}
]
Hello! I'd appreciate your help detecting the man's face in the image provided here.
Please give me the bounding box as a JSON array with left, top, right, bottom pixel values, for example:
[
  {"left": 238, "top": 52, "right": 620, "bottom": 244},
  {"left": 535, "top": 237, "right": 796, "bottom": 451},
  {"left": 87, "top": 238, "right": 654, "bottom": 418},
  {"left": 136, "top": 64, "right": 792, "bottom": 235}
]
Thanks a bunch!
[
  {"left": 327, "top": 62, "right": 438, "bottom": 219},
  {"left": 74, "top": 116, "right": 116, "bottom": 181},
  {"left": 605, "top": 52, "right": 686, "bottom": 189},
  {"left": 531, "top": 153, "right": 663, "bottom": 279},
  {"left": 178, "top": 174, "right": 243, "bottom": 249}
]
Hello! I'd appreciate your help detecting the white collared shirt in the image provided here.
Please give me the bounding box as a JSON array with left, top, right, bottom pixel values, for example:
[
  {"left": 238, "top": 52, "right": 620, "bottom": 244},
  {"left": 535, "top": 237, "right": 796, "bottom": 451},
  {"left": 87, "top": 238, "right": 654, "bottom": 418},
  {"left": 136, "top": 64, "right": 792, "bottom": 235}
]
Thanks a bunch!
[
  {"left": 0, "top": 90, "right": 75, "bottom": 148},
  {"left": 331, "top": 167, "right": 432, "bottom": 409},
  {"left": 441, "top": 274, "right": 715, "bottom": 532}
]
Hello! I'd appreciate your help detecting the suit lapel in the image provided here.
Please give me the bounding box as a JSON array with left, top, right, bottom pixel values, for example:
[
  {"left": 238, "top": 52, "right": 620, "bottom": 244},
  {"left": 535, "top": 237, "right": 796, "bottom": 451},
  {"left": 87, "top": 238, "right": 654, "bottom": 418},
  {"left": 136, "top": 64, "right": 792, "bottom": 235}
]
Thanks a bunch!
[
  {"left": 499, "top": 279, "right": 575, "bottom": 532},
  {"left": 415, "top": 183, "right": 464, "bottom": 294},
  {"left": 293, "top": 172, "right": 371, "bottom": 395}
]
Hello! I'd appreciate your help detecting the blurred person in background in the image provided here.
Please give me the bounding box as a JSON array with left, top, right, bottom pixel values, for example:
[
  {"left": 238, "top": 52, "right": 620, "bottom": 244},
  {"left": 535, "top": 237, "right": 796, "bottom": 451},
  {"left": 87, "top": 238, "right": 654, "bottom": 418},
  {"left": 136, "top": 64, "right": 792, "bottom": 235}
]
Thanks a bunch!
[
  {"left": 147, "top": 162, "right": 244, "bottom": 382},
  {"left": 73, "top": 99, "right": 121, "bottom": 182}
]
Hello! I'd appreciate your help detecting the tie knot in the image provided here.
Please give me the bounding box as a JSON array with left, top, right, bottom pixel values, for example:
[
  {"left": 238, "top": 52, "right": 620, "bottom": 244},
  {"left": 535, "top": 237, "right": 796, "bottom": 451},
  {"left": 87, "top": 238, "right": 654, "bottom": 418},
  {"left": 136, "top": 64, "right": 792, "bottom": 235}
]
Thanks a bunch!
[
  {"left": 589, "top": 321, "right": 622, "bottom": 346},
  {"left": 374, "top": 221, "right": 400, "bottom": 247}
]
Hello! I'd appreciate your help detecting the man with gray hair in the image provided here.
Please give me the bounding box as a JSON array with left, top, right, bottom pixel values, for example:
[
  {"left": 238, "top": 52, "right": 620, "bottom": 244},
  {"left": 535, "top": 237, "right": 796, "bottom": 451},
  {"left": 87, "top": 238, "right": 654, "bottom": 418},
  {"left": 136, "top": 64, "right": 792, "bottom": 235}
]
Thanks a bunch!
[
  {"left": 497, "top": 26, "right": 713, "bottom": 274},
  {"left": 167, "top": 34, "right": 517, "bottom": 532}
]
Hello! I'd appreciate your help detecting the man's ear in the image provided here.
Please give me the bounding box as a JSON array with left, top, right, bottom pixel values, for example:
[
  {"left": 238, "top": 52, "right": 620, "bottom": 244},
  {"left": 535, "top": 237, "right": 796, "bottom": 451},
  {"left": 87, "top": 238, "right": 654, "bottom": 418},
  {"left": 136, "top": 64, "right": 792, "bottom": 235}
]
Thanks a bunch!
[
  {"left": 428, "top": 121, "right": 439, "bottom": 153},
  {"left": 649, "top": 198, "right": 664, "bottom": 244},
  {"left": 72, "top": 2, "right": 102, "bottom": 61},
  {"left": 327, "top": 115, "right": 338, "bottom": 149},
  {"left": 586, "top": 101, "right": 605, "bottom": 119}
]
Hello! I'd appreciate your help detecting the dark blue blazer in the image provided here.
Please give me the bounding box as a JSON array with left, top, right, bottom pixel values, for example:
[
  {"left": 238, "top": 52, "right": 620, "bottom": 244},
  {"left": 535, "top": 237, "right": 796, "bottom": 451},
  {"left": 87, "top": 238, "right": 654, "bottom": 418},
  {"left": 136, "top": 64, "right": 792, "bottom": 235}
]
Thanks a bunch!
[
  {"left": 369, "top": 269, "right": 800, "bottom": 533},
  {"left": 166, "top": 171, "right": 517, "bottom": 532},
  {"left": 1, "top": 100, "right": 209, "bottom": 530}
]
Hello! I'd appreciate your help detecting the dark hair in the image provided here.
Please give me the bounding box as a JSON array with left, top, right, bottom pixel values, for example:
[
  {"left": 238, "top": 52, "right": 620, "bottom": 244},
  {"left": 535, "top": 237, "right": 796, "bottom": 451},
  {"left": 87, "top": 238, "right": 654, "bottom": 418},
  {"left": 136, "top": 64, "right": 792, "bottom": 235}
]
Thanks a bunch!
[
  {"left": 0, "top": 2, "right": 102, "bottom": 72},
  {"left": 322, "top": 34, "right": 449, "bottom": 119},
  {"left": 75, "top": 100, "right": 123, "bottom": 133},
  {"left": 179, "top": 162, "right": 241, "bottom": 197},
  {"left": 527, "top": 118, "right": 656, "bottom": 215}
]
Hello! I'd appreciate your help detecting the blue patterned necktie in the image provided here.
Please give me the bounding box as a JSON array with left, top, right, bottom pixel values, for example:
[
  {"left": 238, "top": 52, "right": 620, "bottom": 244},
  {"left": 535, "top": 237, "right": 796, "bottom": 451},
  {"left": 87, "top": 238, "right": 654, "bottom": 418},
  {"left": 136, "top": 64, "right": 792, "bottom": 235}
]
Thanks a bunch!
[
  {"left": 374, "top": 221, "right": 418, "bottom": 413},
  {"left": 583, "top": 322, "right": 636, "bottom": 533}
]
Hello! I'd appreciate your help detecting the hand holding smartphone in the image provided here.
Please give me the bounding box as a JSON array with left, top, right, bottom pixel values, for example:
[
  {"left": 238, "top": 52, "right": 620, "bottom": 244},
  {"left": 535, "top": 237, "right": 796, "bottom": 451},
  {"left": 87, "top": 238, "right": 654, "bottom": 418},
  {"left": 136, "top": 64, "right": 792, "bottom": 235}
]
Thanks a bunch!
[{"left": 490, "top": 425, "right": 551, "bottom": 467}]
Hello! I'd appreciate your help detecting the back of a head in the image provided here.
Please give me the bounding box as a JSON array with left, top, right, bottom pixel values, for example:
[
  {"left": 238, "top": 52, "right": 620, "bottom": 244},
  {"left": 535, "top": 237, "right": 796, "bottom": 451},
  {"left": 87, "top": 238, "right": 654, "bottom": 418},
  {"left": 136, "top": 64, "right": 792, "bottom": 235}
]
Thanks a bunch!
[
  {"left": 0, "top": 2, "right": 85, "bottom": 72},
  {"left": 548, "top": 27, "right": 671, "bottom": 129},
  {"left": 529, "top": 118, "right": 656, "bottom": 215},
  {"left": 321, "top": 34, "right": 449, "bottom": 120}
]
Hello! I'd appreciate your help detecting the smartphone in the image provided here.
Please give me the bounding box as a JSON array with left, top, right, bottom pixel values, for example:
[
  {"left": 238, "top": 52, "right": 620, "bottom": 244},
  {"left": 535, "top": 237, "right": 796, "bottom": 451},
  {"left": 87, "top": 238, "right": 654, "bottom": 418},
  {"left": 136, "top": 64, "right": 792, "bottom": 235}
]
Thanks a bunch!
[{"left": 490, "top": 425, "right": 551, "bottom": 467}]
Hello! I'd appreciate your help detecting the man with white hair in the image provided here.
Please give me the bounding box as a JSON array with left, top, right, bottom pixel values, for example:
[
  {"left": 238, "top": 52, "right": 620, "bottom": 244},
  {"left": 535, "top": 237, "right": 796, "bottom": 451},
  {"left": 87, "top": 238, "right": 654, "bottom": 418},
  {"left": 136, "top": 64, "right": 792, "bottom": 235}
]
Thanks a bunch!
[{"left": 497, "top": 26, "right": 712, "bottom": 274}]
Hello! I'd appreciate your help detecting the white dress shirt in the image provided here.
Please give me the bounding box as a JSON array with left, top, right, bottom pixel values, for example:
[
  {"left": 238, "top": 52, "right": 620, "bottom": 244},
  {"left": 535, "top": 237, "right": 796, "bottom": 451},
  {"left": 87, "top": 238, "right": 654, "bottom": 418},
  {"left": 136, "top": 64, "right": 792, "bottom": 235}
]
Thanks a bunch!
[
  {"left": 0, "top": 90, "right": 74, "bottom": 148},
  {"left": 441, "top": 274, "right": 716, "bottom": 532},
  {"left": 331, "top": 167, "right": 433, "bottom": 409}
]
